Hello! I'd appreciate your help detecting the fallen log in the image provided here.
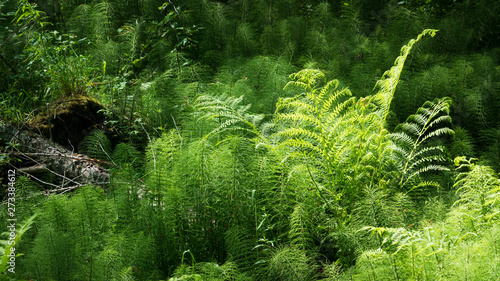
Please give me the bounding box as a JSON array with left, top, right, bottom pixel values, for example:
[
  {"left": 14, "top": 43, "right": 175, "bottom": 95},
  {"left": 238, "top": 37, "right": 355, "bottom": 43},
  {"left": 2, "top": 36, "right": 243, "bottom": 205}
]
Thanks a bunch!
[{"left": 1, "top": 121, "right": 110, "bottom": 189}]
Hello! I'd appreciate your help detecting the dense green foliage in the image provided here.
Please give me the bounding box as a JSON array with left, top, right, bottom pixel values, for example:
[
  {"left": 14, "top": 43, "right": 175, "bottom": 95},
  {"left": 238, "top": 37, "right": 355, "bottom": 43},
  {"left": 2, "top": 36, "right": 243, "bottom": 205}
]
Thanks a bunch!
[{"left": 1, "top": 0, "right": 499, "bottom": 280}]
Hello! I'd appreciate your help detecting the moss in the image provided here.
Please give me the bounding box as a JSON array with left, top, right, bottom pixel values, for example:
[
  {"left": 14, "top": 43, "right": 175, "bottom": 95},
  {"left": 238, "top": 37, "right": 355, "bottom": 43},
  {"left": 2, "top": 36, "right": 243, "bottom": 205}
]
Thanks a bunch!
[{"left": 28, "top": 95, "right": 104, "bottom": 150}]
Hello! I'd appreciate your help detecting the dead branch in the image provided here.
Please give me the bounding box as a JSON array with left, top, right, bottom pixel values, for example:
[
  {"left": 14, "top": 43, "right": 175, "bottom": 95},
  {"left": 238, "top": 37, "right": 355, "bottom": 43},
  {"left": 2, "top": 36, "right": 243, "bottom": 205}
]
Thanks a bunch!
[{"left": 1, "top": 121, "right": 110, "bottom": 187}]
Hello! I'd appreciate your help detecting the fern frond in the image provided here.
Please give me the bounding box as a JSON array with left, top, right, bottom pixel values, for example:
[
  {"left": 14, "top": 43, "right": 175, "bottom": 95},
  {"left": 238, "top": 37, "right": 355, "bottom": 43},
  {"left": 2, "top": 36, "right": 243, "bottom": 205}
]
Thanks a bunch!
[
  {"left": 80, "top": 129, "right": 113, "bottom": 161},
  {"left": 287, "top": 69, "right": 326, "bottom": 87},
  {"left": 284, "top": 80, "right": 313, "bottom": 91},
  {"left": 278, "top": 99, "right": 316, "bottom": 113},
  {"left": 276, "top": 69, "right": 353, "bottom": 172},
  {"left": 391, "top": 97, "right": 453, "bottom": 190},
  {"left": 330, "top": 96, "right": 356, "bottom": 118},
  {"left": 276, "top": 95, "right": 307, "bottom": 112},
  {"left": 403, "top": 164, "right": 449, "bottom": 189},
  {"left": 409, "top": 113, "right": 428, "bottom": 126},
  {"left": 372, "top": 29, "right": 438, "bottom": 123},
  {"left": 318, "top": 79, "right": 340, "bottom": 105},
  {"left": 197, "top": 94, "right": 264, "bottom": 140},
  {"left": 427, "top": 115, "right": 453, "bottom": 129}
]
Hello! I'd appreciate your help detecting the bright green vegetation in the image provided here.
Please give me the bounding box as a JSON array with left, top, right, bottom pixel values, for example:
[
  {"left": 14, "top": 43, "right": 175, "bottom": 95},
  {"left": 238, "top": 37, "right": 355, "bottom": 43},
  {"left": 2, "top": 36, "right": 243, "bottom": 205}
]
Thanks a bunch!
[{"left": 1, "top": 0, "right": 500, "bottom": 280}]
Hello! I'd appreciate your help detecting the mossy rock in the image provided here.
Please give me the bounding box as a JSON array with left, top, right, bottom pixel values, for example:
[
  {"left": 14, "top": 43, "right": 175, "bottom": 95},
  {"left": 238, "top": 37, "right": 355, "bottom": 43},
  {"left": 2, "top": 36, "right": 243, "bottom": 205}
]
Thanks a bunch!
[{"left": 28, "top": 96, "right": 105, "bottom": 150}]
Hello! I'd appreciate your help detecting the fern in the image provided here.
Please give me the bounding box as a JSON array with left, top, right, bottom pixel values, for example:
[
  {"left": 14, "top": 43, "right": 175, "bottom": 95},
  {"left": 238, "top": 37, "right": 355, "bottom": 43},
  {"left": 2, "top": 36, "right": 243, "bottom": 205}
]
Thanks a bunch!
[
  {"left": 372, "top": 29, "right": 438, "bottom": 124},
  {"left": 272, "top": 31, "right": 445, "bottom": 213},
  {"left": 80, "top": 129, "right": 113, "bottom": 162},
  {"left": 197, "top": 94, "right": 264, "bottom": 140},
  {"left": 275, "top": 69, "right": 354, "bottom": 188},
  {"left": 390, "top": 97, "right": 454, "bottom": 190}
]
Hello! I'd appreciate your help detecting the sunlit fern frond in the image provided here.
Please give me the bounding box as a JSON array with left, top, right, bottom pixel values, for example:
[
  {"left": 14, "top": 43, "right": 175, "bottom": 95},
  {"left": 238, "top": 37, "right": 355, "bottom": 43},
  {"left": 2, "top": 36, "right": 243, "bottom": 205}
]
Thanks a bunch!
[
  {"left": 276, "top": 69, "right": 353, "bottom": 164},
  {"left": 372, "top": 29, "right": 438, "bottom": 123},
  {"left": 285, "top": 69, "right": 326, "bottom": 90}
]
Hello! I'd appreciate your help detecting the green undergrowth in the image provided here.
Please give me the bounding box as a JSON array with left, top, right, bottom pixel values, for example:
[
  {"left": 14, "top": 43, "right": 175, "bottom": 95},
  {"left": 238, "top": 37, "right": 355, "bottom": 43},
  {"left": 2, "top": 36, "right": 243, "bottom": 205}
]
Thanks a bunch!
[{"left": 1, "top": 1, "right": 499, "bottom": 280}]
